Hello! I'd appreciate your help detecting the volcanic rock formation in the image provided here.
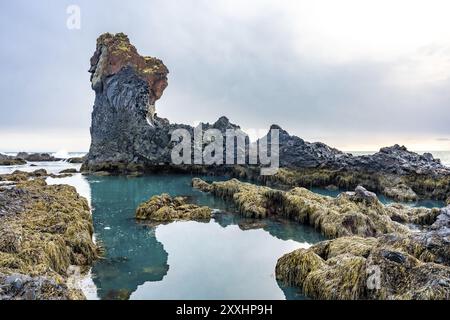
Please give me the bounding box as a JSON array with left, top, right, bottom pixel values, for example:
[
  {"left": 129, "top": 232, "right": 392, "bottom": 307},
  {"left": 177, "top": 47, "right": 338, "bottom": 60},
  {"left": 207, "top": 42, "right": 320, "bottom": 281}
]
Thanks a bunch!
[{"left": 82, "top": 33, "right": 450, "bottom": 202}]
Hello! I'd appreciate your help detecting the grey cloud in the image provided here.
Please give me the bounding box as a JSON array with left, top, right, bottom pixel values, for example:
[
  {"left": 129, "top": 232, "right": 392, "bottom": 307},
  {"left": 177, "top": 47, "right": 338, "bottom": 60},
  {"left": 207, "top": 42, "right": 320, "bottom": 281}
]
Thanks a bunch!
[{"left": 0, "top": 0, "right": 449, "bottom": 150}]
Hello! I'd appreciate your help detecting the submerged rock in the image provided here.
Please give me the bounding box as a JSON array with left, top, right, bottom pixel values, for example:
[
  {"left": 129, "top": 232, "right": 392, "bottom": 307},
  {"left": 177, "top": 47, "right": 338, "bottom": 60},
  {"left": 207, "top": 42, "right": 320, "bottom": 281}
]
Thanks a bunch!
[{"left": 136, "top": 193, "right": 212, "bottom": 222}]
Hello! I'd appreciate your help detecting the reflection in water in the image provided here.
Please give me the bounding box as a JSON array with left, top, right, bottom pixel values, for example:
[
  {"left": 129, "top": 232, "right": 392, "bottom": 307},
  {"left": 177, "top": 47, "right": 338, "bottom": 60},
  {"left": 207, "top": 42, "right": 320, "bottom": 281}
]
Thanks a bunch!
[
  {"left": 1, "top": 159, "right": 442, "bottom": 300},
  {"left": 131, "top": 220, "right": 306, "bottom": 300},
  {"left": 88, "top": 177, "right": 171, "bottom": 300},
  {"left": 86, "top": 175, "right": 325, "bottom": 300},
  {"left": 46, "top": 172, "right": 445, "bottom": 300}
]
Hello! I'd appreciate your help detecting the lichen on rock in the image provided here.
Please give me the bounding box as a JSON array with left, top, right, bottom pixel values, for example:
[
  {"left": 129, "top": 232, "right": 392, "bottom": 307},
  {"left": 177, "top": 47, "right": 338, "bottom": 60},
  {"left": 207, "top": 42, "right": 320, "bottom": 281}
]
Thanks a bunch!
[
  {"left": 90, "top": 32, "right": 168, "bottom": 100},
  {"left": 136, "top": 193, "right": 212, "bottom": 222}
]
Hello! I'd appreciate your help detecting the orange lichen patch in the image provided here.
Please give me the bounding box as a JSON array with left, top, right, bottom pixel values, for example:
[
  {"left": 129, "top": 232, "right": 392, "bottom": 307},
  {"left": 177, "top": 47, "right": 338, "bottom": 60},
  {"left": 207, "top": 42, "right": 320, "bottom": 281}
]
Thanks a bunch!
[{"left": 90, "top": 33, "right": 169, "bottom": 100}]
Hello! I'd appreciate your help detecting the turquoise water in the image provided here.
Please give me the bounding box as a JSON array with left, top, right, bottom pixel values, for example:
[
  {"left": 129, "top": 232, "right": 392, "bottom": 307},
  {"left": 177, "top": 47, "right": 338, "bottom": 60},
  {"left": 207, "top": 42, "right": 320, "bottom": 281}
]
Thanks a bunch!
[
  {"left": 87, "top": 175, "right": 325, "bottom": 300},
  {"left": 2, "top": 158, "right": 445, "bottom": 300}
]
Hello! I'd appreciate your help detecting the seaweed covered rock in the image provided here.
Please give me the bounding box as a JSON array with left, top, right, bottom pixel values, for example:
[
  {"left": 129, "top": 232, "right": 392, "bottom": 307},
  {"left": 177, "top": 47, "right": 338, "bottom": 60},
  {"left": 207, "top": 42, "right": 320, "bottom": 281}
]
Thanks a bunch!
[
  {"left": 67, "top": 156, "right": 86, "bottom": 164},
  {"left": 276, "top": 236, "right": 450, "bottom": 300},
  {"left": 136, "top": 193, "right": 212, "bottom": 222},
  {"left": 192, "top": 178, "right": 213, "bottom": 192},
  {"left": 59, "top": 168, "right": 78, "bottom": 174},
  {"left": 0, "top": 179, "right": 99, "bottom": 300},
  {"left": 0, "top": 169, "right": 49, "bottom": 183},
  {"left": 192, "top": 178, "right": 418, "bottom": 237},
  {"left": 276, "top": 206, "right": 450, "bottom": 300},
  {"left": 193, "top": 178, "right": 271, "bottom": 219},
  {"left": 269, "top": 167, "right": 450, "bottom": 203},
  {"left": 269, "top": 186, "right": 409, "bottom": 238}
]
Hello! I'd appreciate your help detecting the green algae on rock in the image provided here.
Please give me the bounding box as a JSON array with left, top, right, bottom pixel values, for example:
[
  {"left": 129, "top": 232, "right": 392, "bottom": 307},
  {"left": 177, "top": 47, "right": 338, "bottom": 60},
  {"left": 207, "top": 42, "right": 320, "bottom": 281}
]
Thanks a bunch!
[
  {"left": 136, "top": 193, "right": 212, "bottom": 222},
  {"left": 0, "top": 179, "right": 100, "bottom": 300}
]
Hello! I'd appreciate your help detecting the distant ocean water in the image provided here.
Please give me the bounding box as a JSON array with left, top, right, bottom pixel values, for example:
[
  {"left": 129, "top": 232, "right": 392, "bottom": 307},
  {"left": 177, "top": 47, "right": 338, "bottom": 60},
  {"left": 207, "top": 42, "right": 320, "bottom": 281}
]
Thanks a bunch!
[{"left": 348, "top": 151, "right": 450, "bottom": 167}]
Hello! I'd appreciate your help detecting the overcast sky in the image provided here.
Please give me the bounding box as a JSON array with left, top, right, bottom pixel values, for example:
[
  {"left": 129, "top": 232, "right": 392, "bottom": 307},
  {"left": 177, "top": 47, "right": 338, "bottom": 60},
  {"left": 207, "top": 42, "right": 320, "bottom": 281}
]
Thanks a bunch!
[{"left": 1, "top": 0, "right": 450, "bottom": 152}]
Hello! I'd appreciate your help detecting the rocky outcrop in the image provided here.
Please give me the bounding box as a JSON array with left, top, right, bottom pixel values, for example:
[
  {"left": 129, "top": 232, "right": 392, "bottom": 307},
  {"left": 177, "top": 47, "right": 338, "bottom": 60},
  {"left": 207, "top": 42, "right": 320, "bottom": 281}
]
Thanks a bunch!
[
  {"left": 82, "top": 33, "right": 450, "bottom": 203},
  {"left": 0, "top": 154, "right": 26, "bottom": 166},
  {"left": 135, "top": 193, "right": 212, "bottom": 222},
  {"left": 16, "top": 152, "right": 61, "bottom": 162},
  {"left": 0, "top": 178, "right": 99, "bottom": 300},
  {"left": 67, "top": 156, "right": 86, "bottom": 164},
  {"left": 59, "top": 168, "right": 78, "bottom": 174},
  {"left": 191, "top": 178, "right": 439, "bottom": 238},
  {"left": 83, "top": 33, "right": 175, "bottom": 172},
  {"left": 275, "top": 205, "right": 450, "bottom": 299},
  {"left": 0, "top": 170, "right": 75, "bottom": 188},
  {"left": 192, "top": 178, "right": 213, "bottom": 192},
  {"left": 267, "top": 166, "right": 450, "bottom": 202}
]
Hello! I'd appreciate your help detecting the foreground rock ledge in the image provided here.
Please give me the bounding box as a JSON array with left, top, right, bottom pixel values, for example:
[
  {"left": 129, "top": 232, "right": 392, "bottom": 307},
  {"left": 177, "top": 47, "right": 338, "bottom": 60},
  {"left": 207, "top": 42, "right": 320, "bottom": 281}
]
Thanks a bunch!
[
  {"left": 0, "top": 179, "right": 99, "bottom": 300},
  {"left": 136, "top": 193, "right": 212, "bottom": 222}
]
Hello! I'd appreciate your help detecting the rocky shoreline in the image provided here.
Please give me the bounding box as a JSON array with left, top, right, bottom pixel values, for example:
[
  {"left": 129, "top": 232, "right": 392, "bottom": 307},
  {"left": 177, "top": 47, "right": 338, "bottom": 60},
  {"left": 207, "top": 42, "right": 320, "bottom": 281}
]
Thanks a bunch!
[
  {"left": 136, "top": 193, "right": 212, "bottom": 222},
  {"left": 191, "top": 177, "right": 450, "bottom": 299},
  {"left": 0, "top": 172, "right": 99, "bottom": 299}
]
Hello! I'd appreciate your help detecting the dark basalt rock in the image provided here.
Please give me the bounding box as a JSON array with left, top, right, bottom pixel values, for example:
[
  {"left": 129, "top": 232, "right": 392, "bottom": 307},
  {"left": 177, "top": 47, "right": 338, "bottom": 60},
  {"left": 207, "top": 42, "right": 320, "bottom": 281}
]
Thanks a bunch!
[
  {"left": 0, "top": 154, "right": 26, "bottom": 166},
  {"left": 341, "top": 144, "right": 448, "bottom": 176},
  {"left": 82, "top": 33, "right": 450, "bottom": 204},
  {"left": 67, "top": 156, "right": 85, "bottom": 164}
]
